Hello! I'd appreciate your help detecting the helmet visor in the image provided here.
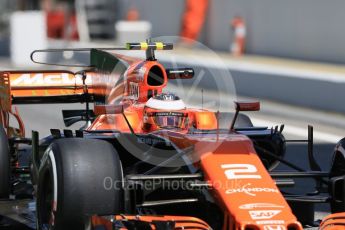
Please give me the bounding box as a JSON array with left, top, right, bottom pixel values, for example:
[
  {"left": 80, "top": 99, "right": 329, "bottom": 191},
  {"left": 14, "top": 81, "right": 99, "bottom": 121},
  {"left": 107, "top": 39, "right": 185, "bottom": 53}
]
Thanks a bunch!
[{"left": 151, "top": 112, "right": 187, "bottom": 129}]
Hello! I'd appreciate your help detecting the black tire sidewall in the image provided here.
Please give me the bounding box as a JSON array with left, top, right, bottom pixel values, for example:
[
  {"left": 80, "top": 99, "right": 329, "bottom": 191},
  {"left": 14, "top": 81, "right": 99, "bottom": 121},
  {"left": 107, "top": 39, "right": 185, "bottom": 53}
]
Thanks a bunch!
[
  {"left": 37, "top": 138, "right": 123, "bottom": 230},
  {"left": 37, "top": 154, "right": 56, "bottom": 229}
]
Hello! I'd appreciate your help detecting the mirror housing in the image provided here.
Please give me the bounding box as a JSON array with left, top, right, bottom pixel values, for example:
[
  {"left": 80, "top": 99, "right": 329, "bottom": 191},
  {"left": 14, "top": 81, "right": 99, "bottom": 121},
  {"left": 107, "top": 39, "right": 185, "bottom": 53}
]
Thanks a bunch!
[
  {"left": 230, "top": 101, "right": 260, "bottom": 132},
  {"left": 166, "top": 68, "right": 194, "bottom": 79},
  {"left": 234, "top": 101, "right": 260, "bottom": 112}
]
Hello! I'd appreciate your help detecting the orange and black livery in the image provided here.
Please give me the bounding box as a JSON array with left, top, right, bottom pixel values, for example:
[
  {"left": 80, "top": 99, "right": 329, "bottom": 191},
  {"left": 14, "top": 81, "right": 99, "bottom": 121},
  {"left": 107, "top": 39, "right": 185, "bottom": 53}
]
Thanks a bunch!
[{"left": 0, "top": 41, "right": 344, "bottom": 230}]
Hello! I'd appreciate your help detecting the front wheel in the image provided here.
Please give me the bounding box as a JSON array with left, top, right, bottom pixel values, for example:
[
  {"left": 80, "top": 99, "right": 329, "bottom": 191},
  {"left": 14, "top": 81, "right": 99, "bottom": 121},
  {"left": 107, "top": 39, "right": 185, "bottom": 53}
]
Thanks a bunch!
[{"left": 37, "top": 138, "right": 123, "bottom": 230}]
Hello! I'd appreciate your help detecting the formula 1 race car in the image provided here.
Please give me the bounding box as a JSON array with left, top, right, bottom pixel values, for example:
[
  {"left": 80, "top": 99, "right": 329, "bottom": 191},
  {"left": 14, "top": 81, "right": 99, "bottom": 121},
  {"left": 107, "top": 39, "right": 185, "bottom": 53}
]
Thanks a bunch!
[{"left": 1, "top": 41, "right": 345, "bottom": 230}]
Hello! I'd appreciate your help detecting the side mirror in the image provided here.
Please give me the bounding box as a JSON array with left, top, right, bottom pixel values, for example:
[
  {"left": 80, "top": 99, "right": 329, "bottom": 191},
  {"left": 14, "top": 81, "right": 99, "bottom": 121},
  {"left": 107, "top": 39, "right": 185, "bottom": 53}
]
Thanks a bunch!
[
  {"left": 230, "top": 101, "right": 260, "bottom": 131},
  {"left": 235, "top": 101, "right": 260, "bottom": 111},
  {"left": 166, "top": 68, "right": 194, "bottom": 79}
]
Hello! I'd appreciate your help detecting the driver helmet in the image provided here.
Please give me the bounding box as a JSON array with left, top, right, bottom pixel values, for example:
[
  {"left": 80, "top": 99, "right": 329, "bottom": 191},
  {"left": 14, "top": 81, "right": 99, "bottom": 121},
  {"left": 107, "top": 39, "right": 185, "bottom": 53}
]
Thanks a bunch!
[{"left": 143, "top": 93, "right": 188, "bottom": 130}]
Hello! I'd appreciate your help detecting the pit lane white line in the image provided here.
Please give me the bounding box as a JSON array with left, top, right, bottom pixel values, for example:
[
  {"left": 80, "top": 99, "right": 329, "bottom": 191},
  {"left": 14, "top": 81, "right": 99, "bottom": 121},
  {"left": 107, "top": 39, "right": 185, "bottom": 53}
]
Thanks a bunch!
[{"left": 251, "top": 118, "right": 343, "bottom": 143}]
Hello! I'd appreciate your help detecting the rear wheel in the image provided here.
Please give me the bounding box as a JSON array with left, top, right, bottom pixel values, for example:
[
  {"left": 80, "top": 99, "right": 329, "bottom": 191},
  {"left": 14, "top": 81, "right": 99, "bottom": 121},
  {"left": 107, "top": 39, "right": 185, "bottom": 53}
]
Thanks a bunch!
[
  {"left": 37, "top": 138, "right": 123, "bottom": 230},
  {"left": 0, "top": 124, "right": 10, "bottom": 198}
]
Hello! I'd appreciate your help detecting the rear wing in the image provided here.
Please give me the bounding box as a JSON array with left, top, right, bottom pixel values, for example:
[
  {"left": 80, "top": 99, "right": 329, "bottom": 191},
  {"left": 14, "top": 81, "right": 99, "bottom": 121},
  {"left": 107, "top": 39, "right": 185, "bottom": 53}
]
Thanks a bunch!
[
  {"left": 0, "top": 51, "right": 130, "bottom": 107},
  {"left": 1, "top": 70, "right": 93, "bottom": 104},
  {"left": 0, "top": 70, "right": 96, "bottom": 136}
]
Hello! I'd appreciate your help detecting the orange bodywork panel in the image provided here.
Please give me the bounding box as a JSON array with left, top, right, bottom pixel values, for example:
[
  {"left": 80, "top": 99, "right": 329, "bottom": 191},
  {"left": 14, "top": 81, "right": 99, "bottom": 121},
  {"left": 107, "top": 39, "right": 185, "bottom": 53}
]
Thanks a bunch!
[
  {"left": 320, "top": 213, "right": 345, "bottom": 230},
  {"left": 196, "top": 135, "right": 302, "bottom": 230},
  {"left": 0, "top": 72, "right": 11, "bottom": 112},
  {"left": 0, "top": 72, "right": 25, "bottom": 136},
  {"left": 134, "top": 132, "right": 302, "bottom": 230},
  {"left": 0, "top": 72, "right": 11, "bottom": 127},
  {"left": 193, "top": 110, "right": 217, "bottom": 130},
  {"left": 88, "top": 111, "right": 143, "bottom": 133},
  {"left": 123, "top": 60, "right": 168, "bottom": 103}
]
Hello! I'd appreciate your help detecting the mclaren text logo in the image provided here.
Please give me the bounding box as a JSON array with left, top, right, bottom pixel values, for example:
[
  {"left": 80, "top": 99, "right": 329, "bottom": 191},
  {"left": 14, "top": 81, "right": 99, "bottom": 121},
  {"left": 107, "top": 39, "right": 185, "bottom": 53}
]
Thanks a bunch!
[
  {"left": 249, "top": 210, "right": 281, "bottom": 220},
  {"left": 11, "top": 73, "right": 90, "bottom": 86},
  {"left": 226, "top": 183, "right": 279, "bottom": 196}
]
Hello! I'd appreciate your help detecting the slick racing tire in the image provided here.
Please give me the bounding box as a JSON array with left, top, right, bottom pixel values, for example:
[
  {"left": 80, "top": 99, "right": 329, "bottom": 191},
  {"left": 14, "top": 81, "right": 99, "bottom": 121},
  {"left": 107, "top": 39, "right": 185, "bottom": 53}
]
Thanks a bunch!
[
  {"left": 218, "top": 112, "right": 253, "bottom": 129},
  {"left": 37, "top": 138, "right": 123, "bottom": 230},
  {"left": 330, "top": 138, "right": 345, "bottom": 213},
  {"left": 0, "top": 124, "right": 10, "bottom": 198}
]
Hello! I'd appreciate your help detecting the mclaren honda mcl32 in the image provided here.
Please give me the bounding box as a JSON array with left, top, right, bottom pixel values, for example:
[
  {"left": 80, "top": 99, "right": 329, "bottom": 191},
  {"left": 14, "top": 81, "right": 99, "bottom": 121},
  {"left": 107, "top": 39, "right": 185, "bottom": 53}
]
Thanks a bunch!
[{"left": 0, "top": 42, "right": 345, "bottom": 230}]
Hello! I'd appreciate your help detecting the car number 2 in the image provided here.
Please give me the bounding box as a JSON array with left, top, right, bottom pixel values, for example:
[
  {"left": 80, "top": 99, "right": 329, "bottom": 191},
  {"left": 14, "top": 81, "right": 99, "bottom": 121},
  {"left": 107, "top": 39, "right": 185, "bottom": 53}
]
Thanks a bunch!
[{"left": 221, "top": 164, "right": 262, "bottom": 179}]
